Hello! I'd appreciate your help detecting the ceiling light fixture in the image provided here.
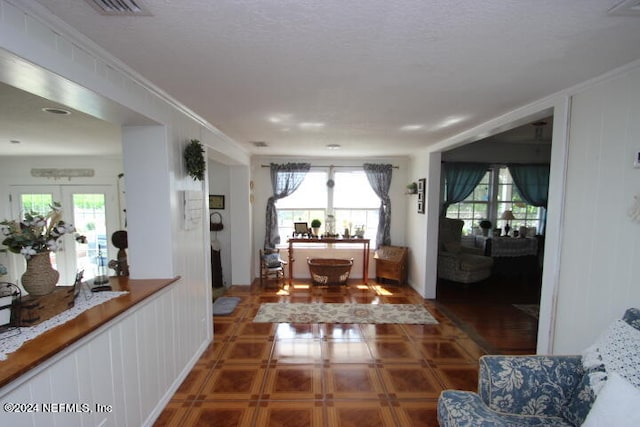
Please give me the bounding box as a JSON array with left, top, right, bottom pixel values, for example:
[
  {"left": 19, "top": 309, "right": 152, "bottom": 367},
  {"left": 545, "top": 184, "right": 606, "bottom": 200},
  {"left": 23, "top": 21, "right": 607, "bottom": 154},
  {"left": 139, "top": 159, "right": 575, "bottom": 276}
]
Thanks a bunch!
[
  {"left": 532, "top": 121, "right": 547, "bottom": 142},
  {"left": 326, "top": 144, "right": 341, "bottom": 150},
  {"left": 400, "top": 124, "right": 424, "bottom": 131},
  {"left": 436, "top": 116, "right": 465, "bottom": 129},
  {"left": 251, "top": 141, "right": 268, "bottom": 147},
  {"left": 10, "top": 140, "right": 20, "bottom": 144},
  {"left": 299, "top": 122, "right": 325, "bottom": 129},
  {"left": 42, "top": 107, "right": 71, "bottom": 115},
  {"left": 268, "top": 114, "right": 292, "bottom": 124}
]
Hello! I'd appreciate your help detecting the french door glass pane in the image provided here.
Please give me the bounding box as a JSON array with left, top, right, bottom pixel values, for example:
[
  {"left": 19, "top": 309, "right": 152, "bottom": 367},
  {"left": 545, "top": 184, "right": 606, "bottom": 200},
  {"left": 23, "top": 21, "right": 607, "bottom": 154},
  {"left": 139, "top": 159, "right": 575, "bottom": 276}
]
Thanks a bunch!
[
  {"left": 72, "top": 194, "right": 107, "bottom": 280},
  {"left": 18, "top": 194, "right": 58, "bottom": 269},
  {"left": 20, "top": 194, "right": 54, "bottom": 215}
]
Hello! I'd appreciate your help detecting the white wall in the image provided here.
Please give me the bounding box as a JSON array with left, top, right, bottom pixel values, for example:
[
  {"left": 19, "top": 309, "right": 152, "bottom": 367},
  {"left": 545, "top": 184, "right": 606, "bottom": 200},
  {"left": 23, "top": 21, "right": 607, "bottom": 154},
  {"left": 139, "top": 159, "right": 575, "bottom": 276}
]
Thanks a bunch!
[
  {"left": 553, "top": 65, "right": 640, "bottom": 353},
  {"left": 405, "top": 151, "right": 439, "bottom": 297},
  {"left": 229, "top": 165, "right": 252, "bottom": 285}
]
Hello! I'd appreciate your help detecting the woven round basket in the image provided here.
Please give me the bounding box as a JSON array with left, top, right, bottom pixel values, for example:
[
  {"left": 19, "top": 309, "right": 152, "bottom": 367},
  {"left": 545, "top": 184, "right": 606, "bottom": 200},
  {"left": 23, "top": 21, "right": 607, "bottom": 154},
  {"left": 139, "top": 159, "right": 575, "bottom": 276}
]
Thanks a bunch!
[
  {"left": 210, "top": 212, "right": 224, "bottom": 231},
  {"left": 21, "top": 252, "right": 59, "bottom": 296},
  {"left": 307, "top": 258, "right": 353, "bottom": 286}
]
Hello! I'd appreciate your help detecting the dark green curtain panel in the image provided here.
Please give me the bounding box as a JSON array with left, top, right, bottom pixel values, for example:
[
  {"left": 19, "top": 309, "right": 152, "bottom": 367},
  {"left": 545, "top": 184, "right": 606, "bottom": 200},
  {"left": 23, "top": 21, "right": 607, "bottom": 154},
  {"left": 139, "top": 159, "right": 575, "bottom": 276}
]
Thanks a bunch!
[
  {"left": 508, "top": 164, "right": 550, "bottom": 234},
  {"left": 507, "top": 164, "right": 550, "bottom": 207},
  {"left": 442, "top": 163, "right": 488, "bottom": 215}
]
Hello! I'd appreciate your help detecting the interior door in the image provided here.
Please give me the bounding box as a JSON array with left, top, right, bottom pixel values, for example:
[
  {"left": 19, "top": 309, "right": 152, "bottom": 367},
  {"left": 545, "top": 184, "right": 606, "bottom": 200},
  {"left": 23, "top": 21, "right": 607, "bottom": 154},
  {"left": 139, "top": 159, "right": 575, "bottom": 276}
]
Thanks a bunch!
[{"left": 10, "top": 185, "right": 118, "bottom": 284}]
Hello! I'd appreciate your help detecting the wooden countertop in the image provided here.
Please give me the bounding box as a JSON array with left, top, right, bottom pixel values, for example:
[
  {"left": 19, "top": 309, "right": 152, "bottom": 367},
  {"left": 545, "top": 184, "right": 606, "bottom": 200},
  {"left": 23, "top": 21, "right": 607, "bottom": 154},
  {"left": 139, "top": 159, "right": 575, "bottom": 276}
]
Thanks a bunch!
[{"left": 0, "top": 276, "right": 178, "bottom": 389}]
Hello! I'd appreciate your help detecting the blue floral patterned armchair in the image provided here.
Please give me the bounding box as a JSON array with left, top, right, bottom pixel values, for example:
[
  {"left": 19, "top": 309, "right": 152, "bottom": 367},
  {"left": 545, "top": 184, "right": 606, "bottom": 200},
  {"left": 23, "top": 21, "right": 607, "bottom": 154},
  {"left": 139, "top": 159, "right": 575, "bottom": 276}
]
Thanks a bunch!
[{"left": 438, "top": 308, "right": 640, "bottom": 427}]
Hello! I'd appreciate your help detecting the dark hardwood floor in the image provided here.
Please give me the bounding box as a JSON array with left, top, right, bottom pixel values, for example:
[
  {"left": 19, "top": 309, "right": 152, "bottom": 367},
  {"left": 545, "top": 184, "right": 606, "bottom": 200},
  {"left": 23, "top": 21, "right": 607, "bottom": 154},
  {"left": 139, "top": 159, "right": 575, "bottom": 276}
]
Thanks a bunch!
[{"left": 434, "top": 270, "right": 541, "bottom": 355}]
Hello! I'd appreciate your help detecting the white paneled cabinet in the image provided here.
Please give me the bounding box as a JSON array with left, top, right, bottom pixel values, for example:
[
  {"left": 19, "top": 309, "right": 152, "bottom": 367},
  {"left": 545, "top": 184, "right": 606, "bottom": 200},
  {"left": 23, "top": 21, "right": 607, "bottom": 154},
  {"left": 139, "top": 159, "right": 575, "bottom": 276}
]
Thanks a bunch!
[{"left": 0, "top": 279, "right": 208, "bottom": 427}]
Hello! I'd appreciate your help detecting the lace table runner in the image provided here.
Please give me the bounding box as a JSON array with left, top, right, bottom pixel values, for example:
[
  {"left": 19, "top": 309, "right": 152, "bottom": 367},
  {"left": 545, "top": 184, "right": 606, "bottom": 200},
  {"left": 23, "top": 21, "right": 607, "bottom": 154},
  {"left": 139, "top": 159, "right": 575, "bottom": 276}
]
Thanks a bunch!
[{"left": 0, "top": 291, "right": 128, "bottom": 361}]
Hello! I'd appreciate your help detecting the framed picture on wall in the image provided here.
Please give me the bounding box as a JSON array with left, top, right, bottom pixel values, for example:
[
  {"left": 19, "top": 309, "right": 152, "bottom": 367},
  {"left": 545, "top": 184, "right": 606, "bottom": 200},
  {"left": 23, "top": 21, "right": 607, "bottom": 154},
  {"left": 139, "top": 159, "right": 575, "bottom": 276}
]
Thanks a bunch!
[
  {"left": 417, "top": 178, "right": 425, "bottom": 214},
  {"left": 209, "top": 194, "right": 225, "bottom": 210}
]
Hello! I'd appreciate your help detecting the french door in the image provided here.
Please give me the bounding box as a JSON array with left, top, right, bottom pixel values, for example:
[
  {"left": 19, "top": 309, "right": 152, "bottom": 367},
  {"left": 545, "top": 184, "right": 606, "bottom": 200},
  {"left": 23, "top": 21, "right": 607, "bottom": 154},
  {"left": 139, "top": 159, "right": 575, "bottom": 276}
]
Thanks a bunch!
[{"left": 9, "top": 185, "right": 119, "bottom": 284}]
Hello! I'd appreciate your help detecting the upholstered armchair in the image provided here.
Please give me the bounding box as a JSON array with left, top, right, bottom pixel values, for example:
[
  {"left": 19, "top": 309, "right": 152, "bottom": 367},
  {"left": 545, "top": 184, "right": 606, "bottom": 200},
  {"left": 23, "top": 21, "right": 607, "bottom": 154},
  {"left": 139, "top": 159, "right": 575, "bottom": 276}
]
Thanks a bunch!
[
  {"left": 438, "top": 308, "right": 640, "bottom": 427},
  {"left": 438, "top": 218, "right": 493, "bottom": 284},
  {"left": 439, "top": 355, "right": 582, "bottom": 426}
]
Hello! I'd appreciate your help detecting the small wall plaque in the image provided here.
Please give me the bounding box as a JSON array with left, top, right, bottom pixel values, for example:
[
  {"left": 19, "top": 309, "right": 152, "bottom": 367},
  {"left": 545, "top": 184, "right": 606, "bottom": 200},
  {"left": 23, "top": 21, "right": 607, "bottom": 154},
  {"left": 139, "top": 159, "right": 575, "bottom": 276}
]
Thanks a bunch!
[{"left": 209, "top": 194, "right": 225, "bottom": 210}]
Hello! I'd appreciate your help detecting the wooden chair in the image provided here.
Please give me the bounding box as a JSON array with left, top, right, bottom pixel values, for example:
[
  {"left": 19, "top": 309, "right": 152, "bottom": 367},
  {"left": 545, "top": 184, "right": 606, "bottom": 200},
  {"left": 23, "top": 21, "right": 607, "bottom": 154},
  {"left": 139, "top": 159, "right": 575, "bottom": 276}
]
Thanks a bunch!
[{"left": 259, "top": 248, "right": 287, "bottom": 288}]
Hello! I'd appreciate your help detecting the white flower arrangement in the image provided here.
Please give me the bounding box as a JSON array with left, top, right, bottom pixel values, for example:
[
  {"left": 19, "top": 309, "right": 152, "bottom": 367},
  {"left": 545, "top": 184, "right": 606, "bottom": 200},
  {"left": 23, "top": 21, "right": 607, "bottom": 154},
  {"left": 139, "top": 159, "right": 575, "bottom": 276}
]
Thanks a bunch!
[{"left": 0, "top": 202, "right": 76, "bottom": 259}]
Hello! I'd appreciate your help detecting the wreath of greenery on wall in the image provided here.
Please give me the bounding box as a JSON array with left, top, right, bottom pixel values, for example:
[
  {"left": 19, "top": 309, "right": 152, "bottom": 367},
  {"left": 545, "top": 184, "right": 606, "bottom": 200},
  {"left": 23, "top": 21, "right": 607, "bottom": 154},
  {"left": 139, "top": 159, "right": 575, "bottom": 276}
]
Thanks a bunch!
[{"left": 184, "top": 139, "right": 206, "bottom": 181}]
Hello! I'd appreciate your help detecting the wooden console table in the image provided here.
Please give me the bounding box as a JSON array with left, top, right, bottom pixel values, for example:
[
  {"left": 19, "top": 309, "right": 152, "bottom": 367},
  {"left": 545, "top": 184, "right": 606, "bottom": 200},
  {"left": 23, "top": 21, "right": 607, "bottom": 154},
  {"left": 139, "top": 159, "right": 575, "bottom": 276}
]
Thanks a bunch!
[{"left": 287, "top": 238, "right": 370, "bottom": 284}]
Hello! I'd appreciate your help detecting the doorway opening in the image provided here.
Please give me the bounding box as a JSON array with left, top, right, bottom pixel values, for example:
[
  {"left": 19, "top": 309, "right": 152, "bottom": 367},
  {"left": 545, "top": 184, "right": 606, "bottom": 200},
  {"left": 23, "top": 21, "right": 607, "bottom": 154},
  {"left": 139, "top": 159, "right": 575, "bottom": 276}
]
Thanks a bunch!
[
  {"left": 10, "top": 185, "right": 117, "bottom": 285},
  {"left": 434, "top": 117, "right": 553, "bottom": 354}
]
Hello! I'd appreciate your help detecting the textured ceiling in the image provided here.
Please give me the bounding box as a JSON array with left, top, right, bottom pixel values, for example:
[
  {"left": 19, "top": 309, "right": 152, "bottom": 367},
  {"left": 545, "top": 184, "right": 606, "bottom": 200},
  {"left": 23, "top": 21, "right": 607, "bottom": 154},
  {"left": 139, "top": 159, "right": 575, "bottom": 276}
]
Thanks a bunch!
[{"left": 5, "top": 0, "right": 640, "bottom": 157}]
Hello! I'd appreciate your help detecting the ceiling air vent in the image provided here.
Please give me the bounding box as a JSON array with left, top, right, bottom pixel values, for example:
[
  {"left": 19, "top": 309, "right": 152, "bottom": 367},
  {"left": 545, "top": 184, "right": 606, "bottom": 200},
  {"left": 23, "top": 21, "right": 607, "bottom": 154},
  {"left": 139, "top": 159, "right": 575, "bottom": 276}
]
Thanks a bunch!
[
  {"left": 85, "top": 0, "right": 152, "bottom": 16},
  {"left": 608, "top": 0, "right": 640, "bottom": 16}
]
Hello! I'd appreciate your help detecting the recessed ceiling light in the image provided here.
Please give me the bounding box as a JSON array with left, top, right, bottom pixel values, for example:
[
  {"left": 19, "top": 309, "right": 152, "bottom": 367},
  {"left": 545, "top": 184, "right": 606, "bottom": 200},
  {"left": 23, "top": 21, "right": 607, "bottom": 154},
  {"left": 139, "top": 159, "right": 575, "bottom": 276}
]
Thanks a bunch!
[
  {"left": 400, "top": 124, "right": 424, "bottom": 131},
  {"left": 42, "top": 107, "right": 71, "bottom": 115},
  {"left": 299, "top": 122, "right": 325, "bottom": 129},
  {"left": 268, "top": 114, "right": 292, "bottom": 124},
  {"left": 326, "top": 144, "right": 341, "bottom": 150},
  {"left": 432, "top": 115, "right": 467, "bottom": 130}
]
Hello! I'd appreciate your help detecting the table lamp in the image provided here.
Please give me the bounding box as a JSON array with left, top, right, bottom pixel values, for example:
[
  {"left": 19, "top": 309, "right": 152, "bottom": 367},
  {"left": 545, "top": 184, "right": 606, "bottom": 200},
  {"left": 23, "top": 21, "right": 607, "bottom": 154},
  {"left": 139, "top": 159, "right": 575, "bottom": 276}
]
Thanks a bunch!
[{"left": 501, "top": 210, "right": 515, "bottom": 236}]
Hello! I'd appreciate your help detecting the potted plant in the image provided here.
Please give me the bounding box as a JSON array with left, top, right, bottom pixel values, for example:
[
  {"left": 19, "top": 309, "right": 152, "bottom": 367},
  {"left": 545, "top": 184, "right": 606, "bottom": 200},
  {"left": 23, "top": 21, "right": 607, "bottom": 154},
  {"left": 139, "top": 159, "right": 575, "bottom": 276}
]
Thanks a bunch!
[
  {"left": 406, "top": 182, "right": 418, "bottom": 194},
  {"left": 311, "top": 219, "right": 322, "bottom": 236},
  {"left": 479, "top": 220, "right": 492, "bottom": 236},
  {"left": 0, "top": 202, "right": 76, "bottom": 295}
]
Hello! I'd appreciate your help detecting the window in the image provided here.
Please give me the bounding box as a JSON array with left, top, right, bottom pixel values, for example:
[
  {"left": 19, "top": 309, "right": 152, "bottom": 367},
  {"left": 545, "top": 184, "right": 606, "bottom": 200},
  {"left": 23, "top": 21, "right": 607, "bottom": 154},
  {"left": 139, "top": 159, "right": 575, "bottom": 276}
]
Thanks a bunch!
[
  {"left": 447, "top": 166, "right": 543, "bottom": 235},
  {"left": 444, "top": 170, "right": 491, "bottom": 234},
  {"left": 496, "top": 168, "right": 543, "bottom": 234},
  {"left": 276, "top": 171, "right": 328, "bottom": 238},
  {"left": 276, "top": 169, "right": 379, "bottom": 245},
  {"left": 333, "top": 171, "right": 379, "bottom": 241}
]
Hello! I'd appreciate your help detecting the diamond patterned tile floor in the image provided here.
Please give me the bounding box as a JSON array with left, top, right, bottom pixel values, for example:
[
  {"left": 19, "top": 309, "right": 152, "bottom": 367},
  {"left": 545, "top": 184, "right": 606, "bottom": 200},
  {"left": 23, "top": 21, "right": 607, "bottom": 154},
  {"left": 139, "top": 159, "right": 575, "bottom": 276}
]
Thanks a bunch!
[{"left": 154, "top": 281, "right": 499, "bottom": 427}]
